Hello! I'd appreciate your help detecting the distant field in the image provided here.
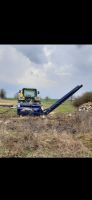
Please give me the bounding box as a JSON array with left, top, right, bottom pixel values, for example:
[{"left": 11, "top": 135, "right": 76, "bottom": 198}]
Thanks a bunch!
[
  {"left": 0, "top": 99, "right": 17, "bottom": 116},
  {"left": 0, "top": 98, "right": 76, "bottom": 114},
  {"left": 0, "top": 98, "right": 17, "bottom": 105}
]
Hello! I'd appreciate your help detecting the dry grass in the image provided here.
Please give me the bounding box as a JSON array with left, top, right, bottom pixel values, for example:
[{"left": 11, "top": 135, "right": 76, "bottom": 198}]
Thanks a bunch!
[
  {"left": 0, "top": 112, "right": 92, "bottom": 157},
  {"left": 0, "top": 99, "right": 17, "bottom": 106},
  {"left": 0, "top": 130, "right": 91, "bottom": 158}
]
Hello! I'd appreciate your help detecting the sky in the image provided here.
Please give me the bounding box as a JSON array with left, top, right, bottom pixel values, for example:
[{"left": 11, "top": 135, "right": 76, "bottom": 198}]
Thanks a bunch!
[{"left": 0, "top": 44, "right": 92, "bottom": 99}]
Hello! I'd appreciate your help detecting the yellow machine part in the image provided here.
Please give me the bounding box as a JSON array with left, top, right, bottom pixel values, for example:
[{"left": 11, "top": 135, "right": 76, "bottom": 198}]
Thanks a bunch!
[{"left": 18, "top": 91, "right": 25, "bottom": 100}]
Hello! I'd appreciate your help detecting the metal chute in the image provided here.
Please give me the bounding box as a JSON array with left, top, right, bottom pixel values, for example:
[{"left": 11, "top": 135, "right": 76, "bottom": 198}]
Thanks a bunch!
[{"left": 43, "top": 85, "right": 83, "bottom": 115}]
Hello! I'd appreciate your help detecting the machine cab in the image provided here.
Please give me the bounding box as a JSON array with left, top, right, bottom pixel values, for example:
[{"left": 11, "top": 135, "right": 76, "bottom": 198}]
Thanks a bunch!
[{"left": 18, "top": 88, "right": 40, "bottom": 103}]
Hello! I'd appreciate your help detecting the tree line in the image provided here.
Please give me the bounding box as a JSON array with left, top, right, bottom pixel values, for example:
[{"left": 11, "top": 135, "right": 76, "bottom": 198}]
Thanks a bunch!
[{"left": 0, "top": 89, "right": 18, "bottom": 99}]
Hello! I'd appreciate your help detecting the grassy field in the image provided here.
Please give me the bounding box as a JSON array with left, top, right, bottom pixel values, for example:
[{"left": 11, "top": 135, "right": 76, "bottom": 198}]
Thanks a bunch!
[
  {"left": 41, "top": 99, "right": 75, "bottom": 113},
  {"left": 0, "top": 98, "right": 76, "bottom": 115}
]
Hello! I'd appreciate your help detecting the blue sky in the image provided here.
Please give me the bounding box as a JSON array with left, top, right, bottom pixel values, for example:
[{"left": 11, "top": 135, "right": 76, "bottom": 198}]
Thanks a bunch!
[{"left": 0, "top": 45, "right": 92, "bottom": 98}]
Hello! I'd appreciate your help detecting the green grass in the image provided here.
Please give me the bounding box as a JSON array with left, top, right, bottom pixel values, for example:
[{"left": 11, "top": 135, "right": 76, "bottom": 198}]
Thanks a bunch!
[
  {"left": 41, "top": 99, "right": 76, "bottom": 113},
  {"left": 0, "top": 107, "right": 17, "bottom": 117},
  {"left": 0, "top": 99, "right": 76, "bottom": 115}
]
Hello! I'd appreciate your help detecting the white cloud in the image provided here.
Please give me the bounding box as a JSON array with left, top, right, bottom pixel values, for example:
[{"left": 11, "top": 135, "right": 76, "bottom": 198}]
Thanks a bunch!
[
  {"left": 17, "top": 62, "right": 57, "bottom": 89},
  {"left": 54, "top": 64, "right": 73, "bottom": 76},
  {"left": 0, "top": 44, "right": 92, "bottom": 98},
  {"left": 0, "top": 45, "right": 31, "bottom": 84},
  {"left": 43, "top": 46, "right": 54, "bottom": 58}
]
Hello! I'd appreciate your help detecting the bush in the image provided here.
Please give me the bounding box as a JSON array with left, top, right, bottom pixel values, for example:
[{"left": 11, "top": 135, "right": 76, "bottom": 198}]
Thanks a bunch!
[
  {"left": 73, "top": 92, "right": 92, "bottom": 107},
  {"left": 0, "top": 89, "right": 6, "bottom": 99}
]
